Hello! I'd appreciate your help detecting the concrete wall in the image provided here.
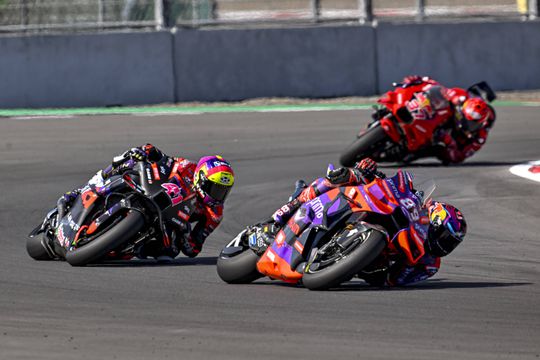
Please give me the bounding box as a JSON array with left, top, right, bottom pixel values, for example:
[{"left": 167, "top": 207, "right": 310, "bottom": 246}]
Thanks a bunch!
[
  {"left": 376, "top": 21, "right": 540, "bottom": 93},
  {"left": 173, "top": 26, "right": 377, "bottom": 102},
  {"left": 0, "top": 21, "right": 539, "bottom": 108},
  {"left": 0, "top": 31, "right": 174, "bottom": 108}
]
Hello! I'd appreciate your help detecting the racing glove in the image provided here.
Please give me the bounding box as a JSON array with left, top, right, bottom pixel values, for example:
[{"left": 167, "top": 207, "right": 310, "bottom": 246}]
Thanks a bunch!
[
  {"left": 326, "top": 167, "right": 357, "bottom": 185},
  {"left": 112, "top": 147, "right": 147, "bottom": 167},
  {"left": 355, "top": 158, "right": 378, "bottom": 182},
  {"left": 356, "top": 158, "right": 377, "bottom": 173}
]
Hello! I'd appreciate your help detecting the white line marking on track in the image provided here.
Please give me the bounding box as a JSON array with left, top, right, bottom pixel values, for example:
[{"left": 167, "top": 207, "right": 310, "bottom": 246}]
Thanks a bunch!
[
  {"left": 12, "top": 115, "right": 75, "bottom": 120},
  {"left": 509, "top": 160, "right": 540, "bottom": 183}
]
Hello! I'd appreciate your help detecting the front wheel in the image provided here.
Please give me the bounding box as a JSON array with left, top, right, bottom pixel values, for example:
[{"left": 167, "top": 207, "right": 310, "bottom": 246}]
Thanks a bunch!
[
  {"left": 217, "top": 249, "right": 263, "bottom": 284},
  {"left": 340, "top": 124, "right": 389, "bottom": 167},
  {"left": 26, "top": 233, "right": 54, "bottom": 260},
  {"left": 65, "top": 211, "right": 145, "bottom": 266},
  {"left": 302, "top": 230, "right": 386, "bottom": 291}
]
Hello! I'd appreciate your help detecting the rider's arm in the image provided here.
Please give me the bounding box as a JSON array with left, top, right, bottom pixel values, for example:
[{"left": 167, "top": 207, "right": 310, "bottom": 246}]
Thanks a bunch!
[
  {"left": 272, "top": 159, "right": 380, "bottom": 225},
  {"left": 386, "top": 254, "right": 441, "bottom": 286},
  {"left": 180, "top": 205, "right": 223, "bottom": 258},
  {"left": 437, "top": 128, "right": 490, "bottom": 164},
  {"left": 103, "top": 143, "right": 166, "bottom": 178}
]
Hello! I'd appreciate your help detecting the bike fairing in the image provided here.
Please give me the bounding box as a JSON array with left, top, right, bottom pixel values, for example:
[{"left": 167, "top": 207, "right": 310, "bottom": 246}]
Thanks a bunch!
[
  {"left": 256, "top": 170, "right": 443, "bottom": 286},
  {"left": 35, "top": 145, "right": 230, "bottom": 262}
]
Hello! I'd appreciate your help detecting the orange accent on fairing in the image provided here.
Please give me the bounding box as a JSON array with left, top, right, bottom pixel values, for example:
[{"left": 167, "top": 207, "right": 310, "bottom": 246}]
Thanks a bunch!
[
  {"left": 87, "top": 221, "right": 98, "bottom": 235},
  {"left": 73, "top": 225, "right": 89, "bottom": 245},
  {"left": 151, "top": 163, "right": 161, "bottom": 180},
  {"left": 81, "top": 190, "right": 98, "bottom": 209},
  {"left": 288, "top": 219, "right": 301, "bottom": 236},
  {"left": 169, "top": 160, "right": 180, "bottom": 179},
  {"left": 293, "top": 241, "right": 304, "bottom": 254},
  {"left": 396, "top": 227, "right": 425, "bottom": 265},
  {"left": 256, "top": 248, "right": 302, "bottom": 283}
]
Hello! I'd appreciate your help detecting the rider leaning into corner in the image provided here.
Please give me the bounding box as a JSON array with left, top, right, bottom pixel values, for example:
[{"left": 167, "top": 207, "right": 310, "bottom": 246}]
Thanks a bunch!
[
  {"left": 382, "top": 75, "right": 496, "bottom": 164},
  {"left": 269, "top": 158, "right": 467, "bottom": 286},
  {"left": 57, "top": 144, "right": 235, "bottom": 261}
]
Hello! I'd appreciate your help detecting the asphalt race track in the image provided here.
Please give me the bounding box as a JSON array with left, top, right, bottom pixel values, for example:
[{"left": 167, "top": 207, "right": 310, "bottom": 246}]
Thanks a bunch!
[{"left": 1, "top": 106, "right": 539, "bottom": 359}]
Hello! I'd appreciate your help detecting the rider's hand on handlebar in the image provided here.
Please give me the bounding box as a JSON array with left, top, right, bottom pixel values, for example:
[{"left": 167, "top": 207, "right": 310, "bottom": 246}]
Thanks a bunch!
[
  {"left": 326, "top": 167, "right": 352, "bottom": 185},
  {"left": 356, "top": 158, "right": 377, "bottom": 174},
  {"left": 128, "top": 147, "right": 147, "bottom": 162}
]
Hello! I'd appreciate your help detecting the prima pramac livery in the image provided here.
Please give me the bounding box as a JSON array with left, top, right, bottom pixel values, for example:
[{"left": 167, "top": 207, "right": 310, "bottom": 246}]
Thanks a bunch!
[{"left": 217, "top": 162, "right": 466, "bottom": 290}]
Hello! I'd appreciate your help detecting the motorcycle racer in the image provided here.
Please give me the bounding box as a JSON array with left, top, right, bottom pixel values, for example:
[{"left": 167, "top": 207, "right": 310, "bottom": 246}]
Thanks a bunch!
[
  {"left": 268, "top": 158, "right": 467, "bottom": 287},
  {"left": 387, "top": 75, "right": 496, "bottom": 164},
  {"left": 56, "top": 144, "right": 234, "bottom": 261}
]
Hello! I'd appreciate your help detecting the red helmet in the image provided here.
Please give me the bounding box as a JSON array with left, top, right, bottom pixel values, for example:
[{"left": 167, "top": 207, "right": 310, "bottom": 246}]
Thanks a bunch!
[{"left": 461, "top": 98, "right": 491, "bottom": 133}]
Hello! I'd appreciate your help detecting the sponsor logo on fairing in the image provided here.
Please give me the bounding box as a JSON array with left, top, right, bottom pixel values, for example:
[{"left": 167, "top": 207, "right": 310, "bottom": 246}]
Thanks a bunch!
[
  {"left": 56, "top": 226, "right": 67, "bottom": 247},
  {"left": 67, "top": 214, "right": 80, "bottom": 231},
  {"left": 145, "top": 167, "right": 153, "bottom": 184},
  {"left": 177, "top": 210, "right": 189, "bottom": 221},
  {"left": 310, "top": 197, "right": 324, "bottom": 219}
]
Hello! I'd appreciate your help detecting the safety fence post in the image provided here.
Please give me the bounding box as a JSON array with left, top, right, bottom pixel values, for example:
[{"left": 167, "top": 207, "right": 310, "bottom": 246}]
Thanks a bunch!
[
  {"left": 416, "top": 0, "right": 426, "bottom": 21},
  {"left": 529, "top": 0, "right": 539, "bottom": 19},
  {"left": 154, "top": 0, "right": 164, "bottom": 29},
  {"left": 359, "top": 0, "right": 373, "bottom": 23},
  {"left": 311, "top": 0, "right": 321, "bottom": 22},
  {"left": 98, "top": 0, "right": 105, "bottom": 25}
]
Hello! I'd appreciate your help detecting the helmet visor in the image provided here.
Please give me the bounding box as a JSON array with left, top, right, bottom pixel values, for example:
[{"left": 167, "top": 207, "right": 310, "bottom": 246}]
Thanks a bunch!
[
  {"left": 201, "top": 179, "right": 232, "bottom": 202},
  {"left": 428, "top": 225, "right": 461, "bottom": 257},
  {"left": 462, "top": 118, "right": 483, "bottom": 133}
]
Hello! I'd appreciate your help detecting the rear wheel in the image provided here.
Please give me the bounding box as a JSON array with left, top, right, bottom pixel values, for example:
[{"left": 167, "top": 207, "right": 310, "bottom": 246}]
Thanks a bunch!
[
  {"left": 340, "top": 125, "right": 389, "bottom": 167},
  {"left": 65, "top": 211, "right": 145, "bottom": 267},
  {"left": 302, "top": 229, "right": 386, "bottom": 291},
  {"left": 217, "top": 249, "right": 263, "bottom": 284}
]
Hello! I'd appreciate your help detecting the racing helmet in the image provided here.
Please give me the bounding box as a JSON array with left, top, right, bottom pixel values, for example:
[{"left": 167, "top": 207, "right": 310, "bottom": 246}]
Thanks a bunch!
[
  {"left": 194, "top": 155, "right": 234, "bottom": 206},
  {"left": 461, "top": 97, "right": 491, "bottom": 133},
  {"left": 426, "top": 202, "right": 467, "bottom": 257}
]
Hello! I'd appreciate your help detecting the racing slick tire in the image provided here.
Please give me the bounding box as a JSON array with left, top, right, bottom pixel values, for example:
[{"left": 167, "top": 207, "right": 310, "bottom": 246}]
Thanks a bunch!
[
  {"left": 217, "top": 249, "right": 263, "bottom": 284},
  {"left": 26, "top": 234, "right": 54, "bottom": 260},
  {"left": 65, "top": 211, "right": 145, "bottom": 267},
  {"left": 340, "top": 124, "right": 388, "bottom": 167},
  {"left": 302, "top": 230, "right": 386, "bottom": 291}
]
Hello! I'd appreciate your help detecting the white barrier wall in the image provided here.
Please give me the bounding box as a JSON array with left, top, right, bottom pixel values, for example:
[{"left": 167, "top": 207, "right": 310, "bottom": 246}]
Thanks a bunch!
[
  {"left": 0, "top": 21, "right": 539, "bottom": 108},
  {"left": 376, "top": 21, "right": 540, "bottom": 93},
  {"left": 0, "top": 31, "right": 175, "bottom": 108},
  {"left": 173, "top": 26, "right": 377, "bottom": 102}
]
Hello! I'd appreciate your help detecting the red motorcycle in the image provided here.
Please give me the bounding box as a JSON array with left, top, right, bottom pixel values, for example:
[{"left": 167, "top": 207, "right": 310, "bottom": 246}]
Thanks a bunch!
[{"left": 339, "top": 81, "right": 495, "bottom": 166}]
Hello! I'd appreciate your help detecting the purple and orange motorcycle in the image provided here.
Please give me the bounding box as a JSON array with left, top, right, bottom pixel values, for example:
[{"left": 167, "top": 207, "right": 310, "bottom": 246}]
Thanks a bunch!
[{"left": 217, "top": 167, "right": 435, "bottom": 290}]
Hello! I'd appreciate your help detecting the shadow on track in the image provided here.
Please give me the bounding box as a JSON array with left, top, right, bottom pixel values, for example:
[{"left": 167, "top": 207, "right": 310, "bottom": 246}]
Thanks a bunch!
[
  {"left": 380, "top": 160, "right": 527, "bottom": 169},
  {"left": 332, "top": 279, "right": 532, "bottom": 291},
  {"left": 246, "top": 279, "right": 531, "bottom": 291},
  {"left": 87, "top": 256, "right": 217, "bottom": 267}
]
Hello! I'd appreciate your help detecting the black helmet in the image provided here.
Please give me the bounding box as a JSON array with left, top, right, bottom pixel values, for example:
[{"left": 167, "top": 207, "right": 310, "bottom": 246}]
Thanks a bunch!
[{"left": 426, "top": 202, "right": 467, "bottom": 257}]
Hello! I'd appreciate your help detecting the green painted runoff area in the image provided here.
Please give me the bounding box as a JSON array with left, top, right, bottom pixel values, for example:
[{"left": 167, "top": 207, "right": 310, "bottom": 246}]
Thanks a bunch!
[{"left": 0, "top": 101, "right": 538, "bottom": 117}]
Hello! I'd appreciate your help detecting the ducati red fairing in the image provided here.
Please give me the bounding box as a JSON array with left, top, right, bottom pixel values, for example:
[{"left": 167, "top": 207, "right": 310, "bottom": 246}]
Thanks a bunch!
[{"left": 378, "top": 83, "right": 450, "bottom": 152}]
